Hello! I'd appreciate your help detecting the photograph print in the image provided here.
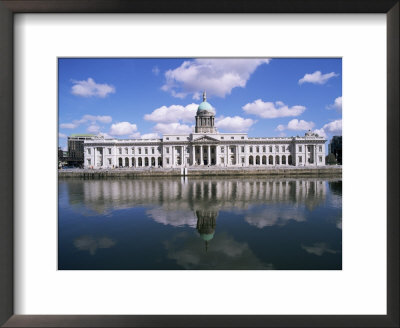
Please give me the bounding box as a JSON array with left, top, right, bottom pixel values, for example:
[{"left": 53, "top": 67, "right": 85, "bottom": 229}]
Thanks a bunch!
[{"left": 58, "top": 58, "right": 342, "bottom": 270}]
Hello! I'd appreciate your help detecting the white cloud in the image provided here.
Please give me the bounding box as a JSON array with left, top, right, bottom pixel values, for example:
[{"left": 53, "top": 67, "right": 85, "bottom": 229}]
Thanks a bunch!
[
  {"left": 301, "top": 243, "right": 337, "bottom": 256},
  {"left": 128, "top": 132, "right": 141, "bottom": 138},
  {"left": 323, "top": 119, "right": 342, "bottom": 134},
  {"left": 154, "top": 122, "right": 192, "bottom": 134},
  {"left": 73, "top": 236, "right": 116, "bottom": 255},
  {"left": 60, "top": 115, "right": 112, "bottom": 130},
  {"left": 152, "top": 66, "right": 160, "bottom": 76},
  {"left": 144, "top": 103, "right": 198, "bottom": 123},
  {"left": 71, "top": 78, "right": 115, "bottom": 98},
  {"left": 313, "top": 128, "right": 327, "bottom": 138},
  {"left": 242, "top": 100, "right": 306, "bottom": 118},
  {"left": 109, "top": 122, "right": 138, "bottom": 136},
  {"left": 215, "top": 116, "right": 256, "bottom": 132},
  {"left": 312, "top": 119, "right": 342, "bottom": 138},
  {"left": 97, "top": 132, "right": 113, "bottom": 139},
  {"left": 60, "top": 123, "right": 78, "bottom": 129},
  {"left": 58, "top": 132, "right": 67, "bottom": 138},
  {"left": 276, "top": 119, "right": 315, "bottom": 131},
  {"left": 326, "top": 96, "right": 342, "bottom": 111},
  {"left": 140, "top": 133, "right": 161, "bottom": 139},
  {"left": 298, "top": 71, "right": 338, "bottom": 85},
  {"left": 162, "top": 58, "right": 270, "bottom": 99},
  {"left": 87, "top": 125, "right": 100, "bottom": 133},
  {"left": 78, "top": 115, "right": 112, "bottom": 124}
]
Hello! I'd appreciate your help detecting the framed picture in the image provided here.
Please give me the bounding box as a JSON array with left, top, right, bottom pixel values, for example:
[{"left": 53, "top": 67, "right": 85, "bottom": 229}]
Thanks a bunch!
[{"left": 0, "top": 0, "right": 398, "bottom": 327}]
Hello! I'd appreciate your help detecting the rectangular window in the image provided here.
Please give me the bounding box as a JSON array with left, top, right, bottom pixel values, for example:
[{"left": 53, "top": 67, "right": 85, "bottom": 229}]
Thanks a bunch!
[
  {"left": 88, "top": 148, "right": 91, "bottom": 155},
  {"left": 231, "top": 136, "right": 234, "bottom": 139},
  {"left": 221, "top": 147, "right": 224, "bottom": 153},
  {"left": 166, "top": 137, "right": 169, "bottom": 140},
  {"left": 166, "top": 158, "right": 170, "bottom": 164},
  {"left": 250, "top": 147, "right": 253, "bottom": 153},
  {"left": 263, "top": 146, "right": 266, "bottom": 152},
  {"left": 256, "top": 146, "right": 259, "bottom": 153},
  {"left": 269, "top": 146, "right": 272, "bottom": 152},
  {"left": 177, "top": 137, "right": 180, "bottom": 140},
  {"left": 166, "top": 147, "right": 169, "bottom": 154},
  {"left": 231, "top": 147, "right": 235, "bottom": 153},
  {"left": 108, "top": 148, "right": 112, "bottom": 155},
  {"left": 299, "top": 146, "right": 302, "bottom": 152},
  {"left": 275, "top": 146, "right": 279, "bottom": 152},
  {"left": 319, "top": 146, "right": 322, "bottom": 152},
  {"left": 152, "top": 148, "right": 155, "bottom": 154},
  {"left": 282, "top": 146, "right": 285, "bottom": 152},
  {"left": 221, "top": 158, "right": 224, "bottom": 164},
  {"left": 241, "top": 136, "right": 244, "bottom": 139},
  {"left": 241, "top": 157, "right": 245, "bottom": 163},
  {"left": 221, "top": 136, "right": 224, "bottom": 139},
  {"left": 319, "top": 156, "right": 323, "bottom": 162},
  {"left": 241, "top": 146, "right": 245, "bottom": 152},
  {"left": 108, "top": 158, "right": 112, "bottom": 165},
  {"left": 125, "top": 148, "right": 128, "bottom": 154},
  {"left": 299, "top": 156, "right": 302, "bottom": 163},
  {"left": 131, "top": 148, "right": 134, "bottom": 154},
  {"left": 145, "top": 148, "right": 148, "bottom": 155},
  {"left": 87, "top": 159, "right": 91, "bottom": 165},
  {"left": 118, "top": 148, "right": 122, "bottom": 154}
]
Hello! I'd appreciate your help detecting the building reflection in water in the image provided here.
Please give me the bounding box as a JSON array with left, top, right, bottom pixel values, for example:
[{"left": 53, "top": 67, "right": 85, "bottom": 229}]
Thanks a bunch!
[
  {"left": 195, "top": 210, "right": 218, "bottom": 251},
  {"left": 66, "top": 177, "right": 337, "bottom": 250}
]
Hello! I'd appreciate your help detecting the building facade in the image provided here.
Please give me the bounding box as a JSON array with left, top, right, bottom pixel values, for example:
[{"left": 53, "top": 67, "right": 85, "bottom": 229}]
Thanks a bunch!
[{"left": 84, "top": 92, "right": 327, "bottom": 169}]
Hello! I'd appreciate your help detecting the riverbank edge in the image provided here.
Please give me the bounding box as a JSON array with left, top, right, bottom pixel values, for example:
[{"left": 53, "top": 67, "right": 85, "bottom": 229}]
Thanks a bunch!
[{"left": 58, "top": 166, "right": 342, "bottom": 179}]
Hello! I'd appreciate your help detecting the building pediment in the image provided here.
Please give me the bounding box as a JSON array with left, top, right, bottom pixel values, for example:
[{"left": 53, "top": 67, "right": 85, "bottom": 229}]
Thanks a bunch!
[{"left": 192, "top": 135, "right": 220, "bottom": 143}]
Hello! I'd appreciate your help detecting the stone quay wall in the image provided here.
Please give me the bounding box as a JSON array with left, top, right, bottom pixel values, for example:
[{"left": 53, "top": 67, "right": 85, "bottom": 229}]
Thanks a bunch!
[{"left": 59, "top": 166, "right": 342, "bottom": 179}]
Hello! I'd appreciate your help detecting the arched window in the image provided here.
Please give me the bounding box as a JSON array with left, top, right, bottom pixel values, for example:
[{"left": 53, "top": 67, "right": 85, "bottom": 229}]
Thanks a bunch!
[
  {"left": 262, "top": 155, "right": 267, "bottom": 165},
  {"left": 118, "top": 158, "right": 123, "bottom": 167},
  {"left": 125, "top": 157, "right": 129, "bottom": 166},
  {"left": 145, "top": 157, "right": 149, "bottom": 166},
  {"left": 282, "top": 155, "right": 286, "bottom": 165},
  {"left": 249, "top": 156, "right": 254, "bottom": 165},
  {"left": 288, "top": 155, "right": 293, "bottom": 165},
  {"left": 256, "top": 156, "right": 260, "bottom": 165},
  {"left": 138, "top": 158, "right": 142, "bottom": 166},
  {"left": 275, "top": 155, "right": 280, "bottom": 165},
  {"left": 269, "top": 155, "right": 273, "bottom": 165}
]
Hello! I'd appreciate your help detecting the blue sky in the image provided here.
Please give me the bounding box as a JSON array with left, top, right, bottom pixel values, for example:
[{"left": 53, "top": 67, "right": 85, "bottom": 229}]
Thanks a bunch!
[{"left": 58, "top": 58, "right": 342, "bottom": 150}]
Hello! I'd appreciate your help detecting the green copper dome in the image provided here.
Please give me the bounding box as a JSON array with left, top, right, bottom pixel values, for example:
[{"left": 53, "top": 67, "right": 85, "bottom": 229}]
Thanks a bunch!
[
  {"left": 197, "top": 90, "right": 216, "bottom": 115},
  {"left": 200, "top": 232, "right": 215, "bottom": 242},
  {"left": 198, "top": 101, "right": 213, "bottom": 111}
]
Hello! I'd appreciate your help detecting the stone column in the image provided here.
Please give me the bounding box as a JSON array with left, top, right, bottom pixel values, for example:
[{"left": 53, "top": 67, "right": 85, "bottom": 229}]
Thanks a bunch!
[
  {"left": 207, "top": 145, "right": 211, "bottom": 165},
  {"left": 192, "top": 145, "right": 195, "bottom": 165},
  {"left": 171, "top": 147, "right": 174, "bottom": 167},
  {"left": 200, "top": 145, "right": 203, "bottom": 165},
  {"left": 215, "top": 145, "right": 219, "bottom": 165},
  {"left": 236, "top": 146, "right": 239, "bottom": 166},
  {"left": 226, "top": 145, "right": 228, "bottom": 166}
]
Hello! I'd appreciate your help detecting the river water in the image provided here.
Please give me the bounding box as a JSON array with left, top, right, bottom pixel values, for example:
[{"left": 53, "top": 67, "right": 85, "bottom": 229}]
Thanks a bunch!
[{"left": 58, "top": 177, "right": 342, "bottom": 270}]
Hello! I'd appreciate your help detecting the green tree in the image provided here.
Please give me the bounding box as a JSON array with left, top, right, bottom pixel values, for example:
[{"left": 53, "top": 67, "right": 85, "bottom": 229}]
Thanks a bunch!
[{"left": 325, "top": 153, "right": 337, "bottom": 165}]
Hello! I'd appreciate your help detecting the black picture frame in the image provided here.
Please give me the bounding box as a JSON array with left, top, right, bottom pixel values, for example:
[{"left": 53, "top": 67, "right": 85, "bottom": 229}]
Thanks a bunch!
[{"left": 0, "top": 1, "right": 398, "bottom": 327}]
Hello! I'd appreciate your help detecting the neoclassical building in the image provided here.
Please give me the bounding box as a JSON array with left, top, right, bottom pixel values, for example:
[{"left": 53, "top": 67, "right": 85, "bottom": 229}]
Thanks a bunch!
[{"left": 84, "top": 91, "right": 326, "bottom": 169}]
